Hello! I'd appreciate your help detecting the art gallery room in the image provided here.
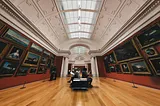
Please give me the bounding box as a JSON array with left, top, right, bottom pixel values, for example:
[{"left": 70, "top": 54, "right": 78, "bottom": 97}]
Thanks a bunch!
[{"left": 0, "top": 0, "right": 160, "bottom": 106}]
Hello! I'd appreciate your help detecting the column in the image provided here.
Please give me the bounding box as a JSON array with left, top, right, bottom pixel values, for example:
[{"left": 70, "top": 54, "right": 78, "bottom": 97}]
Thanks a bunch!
[
  {"left": 60, "top": 57, "right": 65, "bottom": 77},
  {"left": 91, "top": 57, "right": 96, "bottom": 77},
  {"left": 63, "top": 57, "right": 69, "bottom": 77},
  {"left": 95, "top": 57, "right": 99, "bottom": 77}
]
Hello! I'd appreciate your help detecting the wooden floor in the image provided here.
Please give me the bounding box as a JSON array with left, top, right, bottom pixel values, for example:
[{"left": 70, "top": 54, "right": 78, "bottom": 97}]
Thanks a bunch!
[{"left": 0, "top": 78, "right": 160, "bottom": 106}]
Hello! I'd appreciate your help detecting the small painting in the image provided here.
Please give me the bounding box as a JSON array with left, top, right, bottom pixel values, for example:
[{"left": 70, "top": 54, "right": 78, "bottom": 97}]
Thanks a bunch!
[
  {"left": 37, "top": 65, "right": 47, "bottom": 74},
  {"left": 0, "top": 21, "right": 5, "bottom": 30},
  {"left": 109, "top": 65, "right": 116, "bottom": 72},
  {"left": 130, "top": 60, "right": 151, "bottom": 74},
  {"left": 16, "top": 66, "right": 29, "bottom": 76},
  {"left": 136, "top": 24, "right": 160, "bottom": 48},
  {"left": 115, "top": 64, "right": 122, "bottom": 73},
  {"left": 29, "top": 67, "right": 37, "bottom": 74},
  {"left": 47, "top": 59, "right": 51, "bottom": 68},
  {"left": 4, "top": 29, "right": 30, "bottom": 47},
  {"left": 23, "top": 52, "right": 41, "bottom": 66},
  {"left": 108, "top": 52, "right": 116, "bottom": 64},
  {"left": 144, "top": 47, "right": 158, "bottom": 57},
  {"left": 30, "top": 43, "right": 43, "bottom": 53},
  {"left": 0, "top": 61, "right": 18, "bottom": 76},
  {"left": 7, "top": 46, "right": 24, "bottom": 60},
  {"left": 149, "top": 57, "right": 160, "bottom": 75},
  {"left": 120, "top": 63, "right": 131, "bottom": 73},
  {"left": 40, "top": 56, "right": 48, "bottom": 65}
]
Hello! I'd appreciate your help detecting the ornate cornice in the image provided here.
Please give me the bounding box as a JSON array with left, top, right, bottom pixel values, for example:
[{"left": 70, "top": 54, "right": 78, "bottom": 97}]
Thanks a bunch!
[{"left": 0, "top": 0, "right": 59, "bottom": 54}]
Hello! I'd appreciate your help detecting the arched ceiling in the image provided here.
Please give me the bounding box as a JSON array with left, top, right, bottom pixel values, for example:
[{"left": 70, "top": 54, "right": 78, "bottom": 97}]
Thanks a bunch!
[{"left": 2, "top": 0, "right": 154, "bottom": 58}]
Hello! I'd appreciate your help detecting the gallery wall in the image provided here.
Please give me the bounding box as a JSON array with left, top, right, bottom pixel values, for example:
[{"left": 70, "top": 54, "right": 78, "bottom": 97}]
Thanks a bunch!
[
  {"left": 101, "top": 17, "right": 160, "bottom": 89},
  {"left": 0, "top": 20, "right": 56, "bottom": 89}
]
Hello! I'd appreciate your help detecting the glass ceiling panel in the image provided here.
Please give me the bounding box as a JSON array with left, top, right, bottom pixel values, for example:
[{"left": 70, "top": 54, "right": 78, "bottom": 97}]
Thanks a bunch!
[{"left": 57, "top": 0, "right": 102, "bottom": 39}]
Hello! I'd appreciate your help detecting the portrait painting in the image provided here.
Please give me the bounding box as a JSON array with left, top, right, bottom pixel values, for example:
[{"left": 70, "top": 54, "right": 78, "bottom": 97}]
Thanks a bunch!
[
  {"left": 47, "top": 59, "right": 51, "bottom": 68},
  {"left": 23, "top": 52, "right": 41, "bottom": 66},
  {"left": 37, "top": 65, "right": 47, "bottom": 74},
  {"left": 109, "top": 65, "right": 116, "bottom": 72},
  {"left": 16, "top": 66, "right": 29, "bottom": 76},
  {"left": 108, "top": 52, "right": 116, "bottom": 64},
  {"left": 130, "top": 60, "right": 151, "bottom": 74},
  {"left": 136, "top": 24, "right": 160, "bottom": 48},
  {"left": 114, "top": 40, "right": 140, "bottom": 62},
  {"left": 0, "top": 61, "right": 18, "bottom": 76},
  {"left": 30, "top": 43, "right": 43, "bottom": 53},
  {"left": 0, "top": 40, "right": 8, "bottom": 56},
  {"left": 7, "top": 46, "right": 24, "bottom": 60},
  {"left": 149, "top": 57, "right": 160, "bottom": 75},
  {"left": 120, "top": 63, "right": 131, "bottom": 73},
  {"left": 29, "top": 67, "right": 37, "bottom": 74},
  {"left": 4, "top": 29, "right": 30, "bottom": 47},
  {"left": 144, "top": 47, "right": 158, "bottom": 57}
]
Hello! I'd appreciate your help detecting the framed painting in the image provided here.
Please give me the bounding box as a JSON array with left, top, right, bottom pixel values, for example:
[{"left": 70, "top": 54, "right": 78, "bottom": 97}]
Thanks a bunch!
[
  {"left": 6, "top": 46, "right": 24, "bottom": 60},
  {"left": 136, "top": 24, "right": 160, "bottom": 48},
  {"left": 37, "top": 65, "right": 47, "bottom": 74},
  {"left": 108, "top": 52, "right": 116, "bottom": 64},
  {"left": 44, "top": 50, "right": 50, "bottom": 56},
  {"left": 115, "top": 64, "right": 122, "bottom": 73},
  {"left": 130, "top": 60, "right": 151, "bottom": 74},
  {"left": 40, "top": 56, "right": 48, "bottom": 65},
  {"left": 4, "top": 29, "right": 30, "bottom": 47},
  {"left": 120, "top": 63, "right": 131, "bottom": 73},
  {"left": 23, "top": 52, "right": 41, "bottom": 66},
  {"left": 149, "top": 57, "right": 160, "bottom": 75},
  {"left": 0, "top": 21, "right": 5, "bottom": 30},
  {"left": 144, "top": 47, "right": 158, "bottom": 57},
  {"left": 29, "top": 67, "right": 37, "bottom": 74},
  {"left": 16, "top": 66, "right": 29, "bottom": 76},
  {"left": 109, "top": 65, "right": 116, "bottom": 72},
  {"left": 104, "top": 56, "right": 110, "bottom": 72},
  {"left": 0, "top": 40, "right": 9, "bottom": 57},
  {"left": 30, "top": 43, "right": 43, "bottom": 53},
  {"left": 46, "top": 59, "right": 51, "bottom": 68},
  {"left": 0, "top": 60, "right": 18, "bottom": 77},
  {"left": 114, "top": 40, "right": 141, "bottom": 62}
]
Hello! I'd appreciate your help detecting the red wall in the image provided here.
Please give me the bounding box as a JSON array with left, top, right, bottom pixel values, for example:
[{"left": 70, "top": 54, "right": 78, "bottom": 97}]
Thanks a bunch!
[
  {"left": 55, "top": 56, "right": 63, "bottom": 77},
  {"left": 96, "top": 56, "right": 106, "bottom": 77},
  {"left": 0, "top": 70, "right": 50, "bottom": 90}
]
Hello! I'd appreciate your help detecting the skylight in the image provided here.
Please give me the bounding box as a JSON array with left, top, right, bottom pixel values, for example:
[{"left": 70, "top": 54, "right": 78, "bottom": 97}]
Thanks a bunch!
[{"left": 57, "top": 0, "right": 102, "bottom": 38}]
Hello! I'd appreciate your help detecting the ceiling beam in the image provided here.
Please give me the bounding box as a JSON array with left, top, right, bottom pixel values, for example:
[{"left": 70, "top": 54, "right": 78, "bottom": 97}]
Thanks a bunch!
[
  {"left": 60, "top": 9, "right": 98, "bottom": 13},
  {"left": 68, "top": 31, "right": 91, "bottom": 34},
  {"left": 66, "top": 23, "right": 95, "bottom": 26}
]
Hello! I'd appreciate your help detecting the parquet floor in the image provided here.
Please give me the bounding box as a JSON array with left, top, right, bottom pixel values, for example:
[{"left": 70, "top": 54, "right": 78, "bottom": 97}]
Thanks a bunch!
[{"left": 0, "top": 77, "right": 160, "bottom": 106}]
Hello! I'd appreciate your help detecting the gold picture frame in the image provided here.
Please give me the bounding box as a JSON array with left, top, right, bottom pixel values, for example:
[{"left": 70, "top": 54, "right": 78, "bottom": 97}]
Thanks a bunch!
[
  {"left": 120, "top": 63, "right": 131, "bottom": 74},
  {"left": 149, "top": 57, "right": 160, "bottom": 75}
]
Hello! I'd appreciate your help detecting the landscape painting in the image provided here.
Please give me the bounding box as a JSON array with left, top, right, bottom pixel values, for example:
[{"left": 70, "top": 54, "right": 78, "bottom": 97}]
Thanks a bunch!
[
  {"left": 149, "top": 57, "right": 160, "bottom": 75},
  {"left": 16, "top": 66, "right": 29, "bottom": 76},
  {"left": 4, "top": 29, "right": 30, "bottom": 47},
  {"left": 114, "top": 40, "right": 140, "bottom": 62},
  {"left": 0, "top": 61, "right": 18, "bottom": 76},
  {"left": 30, "top": 43, "right": 43, "bottom": 53},
  {"left": 23, "top": 52, "right": 41, "bottom": 66},
  {"left": 130, "top": 60, "right": 151, "bottom": 74},
  {"left": 136, "top": 24, "right": 160, "bottom": 48}
]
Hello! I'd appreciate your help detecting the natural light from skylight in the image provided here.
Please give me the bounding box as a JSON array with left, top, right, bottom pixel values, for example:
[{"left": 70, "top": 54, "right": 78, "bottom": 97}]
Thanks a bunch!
[{"left": 57, "top": 0, "right": 102, "bottom": 38}]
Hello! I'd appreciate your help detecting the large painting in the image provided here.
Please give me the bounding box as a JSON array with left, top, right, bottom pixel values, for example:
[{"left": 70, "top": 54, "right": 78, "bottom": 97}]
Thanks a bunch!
[
  {"left": 0, "top": 60, "right": 18, "bottom": 76},
  {"left": 114, "top": 40, "right": 140, "bottom": 62},
  {"left": 4, "top": 29, "right": 30, "bottom": 47},
  {"left": 144, "top": 47, "right": 158, "bottom": 57},
  {"left": 0, "top": 40, "right": 8, "bottom": 56},
  {"left": 30, "top": 43, "right": 43, "bottom": 53},
  {"left": 149, "top": 57, "right": 160, "bottom": 75},
  {"left": 136, "top": 24, "right": 160, "bottom": 48},
  {"left": 130, "top": 60, "right": 151, "bottom": 74},
  {"left": 6, "top": 46, "right": 24, "bottom": 60},
  {"left": 16, "top": 66, "right": 29, "bottom": 76},
  {"left": 120, "top": 63, "right": 131, "bottom": 73},
  {"left": 23, "top": 52, "right": 41, "bottom": 66}
]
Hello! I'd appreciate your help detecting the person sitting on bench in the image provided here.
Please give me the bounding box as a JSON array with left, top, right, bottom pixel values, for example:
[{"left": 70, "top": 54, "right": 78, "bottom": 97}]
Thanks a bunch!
[{"left": 82, "top": 68, "right": 93, "bottom": 87}]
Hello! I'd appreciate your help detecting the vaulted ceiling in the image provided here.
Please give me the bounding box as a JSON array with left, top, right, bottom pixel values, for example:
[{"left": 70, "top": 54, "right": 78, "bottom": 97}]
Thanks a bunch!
[{"left": 1, "top": 0, "right": 156, "bottom": 62}]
